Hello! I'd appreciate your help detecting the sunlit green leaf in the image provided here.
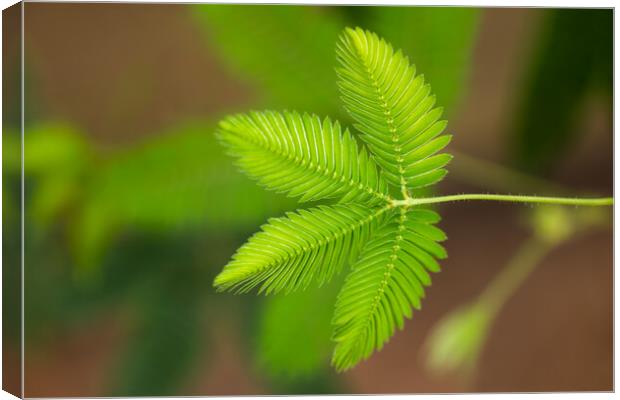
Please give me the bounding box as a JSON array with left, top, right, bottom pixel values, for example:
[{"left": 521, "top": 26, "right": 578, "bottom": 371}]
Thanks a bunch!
[
  {"left": 336, "top": 27, "right": 452, "bottom": 191},
  {"left": 216, "top": 27, "right": 452, "bottom": 371}
]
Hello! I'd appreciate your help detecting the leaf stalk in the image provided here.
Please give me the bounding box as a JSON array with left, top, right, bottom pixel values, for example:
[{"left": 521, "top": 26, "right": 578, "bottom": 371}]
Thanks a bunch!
[{"left": 390, "top": 194, "right": 613, "bottom": 208}]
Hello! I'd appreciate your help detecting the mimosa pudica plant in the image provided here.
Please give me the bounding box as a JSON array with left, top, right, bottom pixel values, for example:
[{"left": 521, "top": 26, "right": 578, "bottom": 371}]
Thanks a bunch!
[{"left": 213, "top": 27, "right": 613, "bottom": 372}]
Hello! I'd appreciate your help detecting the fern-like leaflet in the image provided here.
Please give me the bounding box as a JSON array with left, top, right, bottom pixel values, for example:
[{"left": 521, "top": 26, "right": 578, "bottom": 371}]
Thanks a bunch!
[
  {"left": 215, "top": 27, "right": 451, "bottom": 371},
  {"left": 332, "top": 208, "right": 446, "bottom": 370},
  {"left": 336, "top": 28, "right": 452, "bottom": 195}
]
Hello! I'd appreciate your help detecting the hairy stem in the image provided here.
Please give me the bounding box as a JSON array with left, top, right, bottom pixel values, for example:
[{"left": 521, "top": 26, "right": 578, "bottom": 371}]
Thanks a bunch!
[{"left": 391, "top": 194, "right": 613, "bottom": 208}]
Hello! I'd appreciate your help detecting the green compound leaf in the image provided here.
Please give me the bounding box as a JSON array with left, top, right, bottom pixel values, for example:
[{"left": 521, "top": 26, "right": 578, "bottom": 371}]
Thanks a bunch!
[
  {"left": 336, "top": 27, "right": 452, "bottom": 191},
  {"left": 214, "top": 204, "right": 389, "bottom": 295},
  {"left": 218, "top": 111, "right": 389, "bottom": 204},
  {"left": 215, "top": 27, "right": 452, "bottom": 372},
  {"left": 332, "top": 208, "right": 446, "bottom": 371}
]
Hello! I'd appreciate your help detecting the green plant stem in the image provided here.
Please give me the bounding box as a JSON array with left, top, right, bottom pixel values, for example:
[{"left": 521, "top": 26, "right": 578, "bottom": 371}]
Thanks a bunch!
[
  {"left": 392, "top": 194, "right": 613, "bottom": 208},
  {"left": 476, "top": 236, "right": 553, "bottom": 318}
]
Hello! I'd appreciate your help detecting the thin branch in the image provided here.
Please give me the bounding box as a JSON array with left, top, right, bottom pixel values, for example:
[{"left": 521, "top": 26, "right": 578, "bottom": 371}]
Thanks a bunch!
[{"left": 392, "top": 194, "right": 613, "bottom": 207}]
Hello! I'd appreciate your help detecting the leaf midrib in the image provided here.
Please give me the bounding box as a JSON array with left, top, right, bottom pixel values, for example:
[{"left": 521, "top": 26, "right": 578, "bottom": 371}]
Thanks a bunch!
[
  {"left": 347, "top": 208, "right": 408, "bottom": 351},
  {"left": 230, "top": 205, "right": 391, "bottom": 282},
  {"left": 240, "top": 130, "right": 389, "bottom": 202},
  {"left": 355, "top": 46, "right": 407, "bottom": 194}
]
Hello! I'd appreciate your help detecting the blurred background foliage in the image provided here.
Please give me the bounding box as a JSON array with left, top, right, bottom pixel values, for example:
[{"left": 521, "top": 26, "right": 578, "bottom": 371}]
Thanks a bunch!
[
  {"left": 4, "top": 4, "right": 612, "bottom": 396},
  {"left": 510, "top": 9, "right": 612, "bottom": 173}
]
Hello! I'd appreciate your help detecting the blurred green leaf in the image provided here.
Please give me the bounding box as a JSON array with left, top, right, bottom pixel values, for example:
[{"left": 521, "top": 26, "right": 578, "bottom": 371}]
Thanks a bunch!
[
  {"left": 424, "top": 303, "right": 491, "bottom": 374},
  {"left": 23, "top": 229, "right": 220, "bottom": 342},
  {"left": 85, "top": 120, "right": 295, "bottom": 232},
  {"left": 193, "top": 5, "right": 479, "bottom": 121},
  {"left": 16, "top": 123, "right": 94, "bottom": 228},
  {"left": 19, "top": 120, "right": 297, "bottom": 272},
  {"left": 257, "top": 275, "right": 343, "bottom": 378},
  {"left": 31, "top": 176, "right": 79, "bottom": 226},
  {"left": 528, "top": 205, "right": 574, "bottom": 244},
  {"left": 24, "top": 122, "right": 92, "bottom": 174},
  {"left": 192, "top": 5, "right": 347, "bottom": 114},
  {"left": 511, "top": 9, "right": 612, "bottom": 173},
  {"left": 108, "top": 256, "right": 206, "bottom": 396},
  {"left": 70, "top": 200, "right": 118, "bottom": 277},
  {"left": 22, "top": 227, "right": 140, "bottom": 341}
]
